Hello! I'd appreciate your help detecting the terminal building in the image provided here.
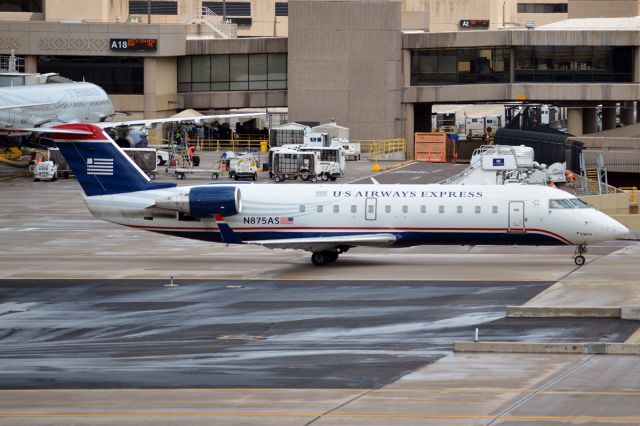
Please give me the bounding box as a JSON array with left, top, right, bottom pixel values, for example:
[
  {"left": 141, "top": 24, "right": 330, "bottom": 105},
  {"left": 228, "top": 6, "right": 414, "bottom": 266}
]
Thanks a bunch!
[{"left": 2, "top": 0, "right": 640, "bottom": 155}]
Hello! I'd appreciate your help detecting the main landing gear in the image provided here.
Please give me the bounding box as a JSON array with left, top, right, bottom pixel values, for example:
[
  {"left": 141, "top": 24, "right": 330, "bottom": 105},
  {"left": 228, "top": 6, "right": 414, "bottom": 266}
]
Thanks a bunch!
[
  {"left": 310, "top": 248, "right": 348, "bottom": 266},
  {"left": 573, "top": 244, "right": 588, "bottom": 266}
]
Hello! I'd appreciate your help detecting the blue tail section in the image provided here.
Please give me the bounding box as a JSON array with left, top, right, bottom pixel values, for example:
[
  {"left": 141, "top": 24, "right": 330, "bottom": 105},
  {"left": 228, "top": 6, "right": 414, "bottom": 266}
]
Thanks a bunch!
[{"left": 50, "top": 124, "right": 176, "bottom": 196}]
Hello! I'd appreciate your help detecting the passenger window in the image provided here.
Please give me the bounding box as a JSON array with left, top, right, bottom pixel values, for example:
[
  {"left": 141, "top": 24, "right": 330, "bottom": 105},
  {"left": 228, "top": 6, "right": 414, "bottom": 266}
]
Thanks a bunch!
[
  {"left": 420, "top": 205, "right": 426, "bottom": 214},
  {"left": 475, "top": 206, "right": 481, "bottom": 214},
  {"left": 317, "top": 205, "right": 323, "bottom": 213},
  {"left": 385, "top": 205, "right": 391, "bottom": 213},
  {"left": 439, "top": 206, "right": 444, "bottom": 214},
  {"left": 457, "top": 206, "right": 463, "bottom": 214},
  {"left": 368, "top": 205, "right": 374, "bottom": 213},
  {"left": 492, "top": 206, "right": 498, "bottom": 214},
  {"left": 333, "top": 205, "right": 339, "bottom": 213},
  {"left": 299, "top": 205, "right": 306, "bottom": 213},
  {"left": 402, "top": 205, "right": 408, "bottom": 214},
  {"left": 351, "top": 205, "right": 357, "bottom": 213}
]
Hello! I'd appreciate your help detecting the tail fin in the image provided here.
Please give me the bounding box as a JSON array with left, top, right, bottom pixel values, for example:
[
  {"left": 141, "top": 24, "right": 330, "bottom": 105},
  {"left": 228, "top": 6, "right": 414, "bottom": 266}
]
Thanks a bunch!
[{"left": 48, "top": 124, "right": 176, "bottom": 196}]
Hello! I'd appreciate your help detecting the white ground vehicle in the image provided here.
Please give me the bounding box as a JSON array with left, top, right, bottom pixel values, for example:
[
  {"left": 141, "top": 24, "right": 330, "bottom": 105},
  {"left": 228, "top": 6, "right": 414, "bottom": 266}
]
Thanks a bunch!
[
  {"left": 231, "top": 157, "right": 258, "bottom": 181},
  {"left": 33, "top": 161, "right": 58, "bottom": 181},
  {"left": 270, "top": 148, "right": 320, "bottom": 182},
  {"left": 339, "top": 139, "right": 361, "bottom": 160},
  {"left": 298, "top": 141, "right": 346, "bottom": 181}
]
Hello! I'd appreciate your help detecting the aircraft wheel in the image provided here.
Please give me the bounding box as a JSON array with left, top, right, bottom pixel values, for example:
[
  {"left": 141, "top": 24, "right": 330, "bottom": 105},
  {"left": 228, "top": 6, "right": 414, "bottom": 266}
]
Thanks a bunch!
[
  {"left": 326, "top": 251, "right": 339, "bottom": 263},
  {"left": 311, "top": 251, "right": 329, "bottom": 266},
  {"left": 574, "top": 255, "right": 586, "bottom": 266}
]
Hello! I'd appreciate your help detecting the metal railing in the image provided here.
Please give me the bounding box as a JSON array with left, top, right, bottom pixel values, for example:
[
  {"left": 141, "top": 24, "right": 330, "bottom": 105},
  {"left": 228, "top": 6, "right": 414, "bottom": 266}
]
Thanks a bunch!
[
  {"left": 187, "top": 6, "right": 236, "bottom": 39},
  {"left": 357, "top": 139, "right": 407, "bottom": 161},
  {"left": 151, "top": 138, "right": 267, "bottom": 153},
  {"left": 620, "top": 187, "right": 638, "bottom": 204}
]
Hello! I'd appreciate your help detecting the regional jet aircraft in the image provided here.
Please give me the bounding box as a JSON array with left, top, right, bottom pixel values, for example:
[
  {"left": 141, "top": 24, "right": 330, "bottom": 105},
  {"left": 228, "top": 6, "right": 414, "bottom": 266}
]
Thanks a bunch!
[{"left": 45, "top": 123, "right": 628, "bottom": 266}]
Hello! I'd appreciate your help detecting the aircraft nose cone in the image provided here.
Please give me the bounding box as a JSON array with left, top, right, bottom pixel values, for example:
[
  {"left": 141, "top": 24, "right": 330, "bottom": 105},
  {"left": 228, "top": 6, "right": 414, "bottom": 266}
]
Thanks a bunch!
[{"left": 611, "top": 221, "right": 630, "bottom": 239}]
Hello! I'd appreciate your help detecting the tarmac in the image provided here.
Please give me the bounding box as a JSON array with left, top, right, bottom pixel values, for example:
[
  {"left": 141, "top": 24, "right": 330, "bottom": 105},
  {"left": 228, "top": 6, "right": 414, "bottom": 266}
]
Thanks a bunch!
[{"left": 0, "top": 159, "right": 639, "bottom": 425}]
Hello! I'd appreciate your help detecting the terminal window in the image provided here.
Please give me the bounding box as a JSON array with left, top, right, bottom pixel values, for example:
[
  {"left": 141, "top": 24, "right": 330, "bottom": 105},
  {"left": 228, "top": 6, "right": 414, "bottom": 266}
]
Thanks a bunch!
[
  {"left": 37, "top": 56, "right": 144, "bottom": 94},
  {"left": 514, "top": 46, "right": 633, "bottom": 83},
  {"left": 517, "top": 3, "right": 567, "bottom": 13},
  {"left": 411, "top": 47, "right": 510, "bottom": 86},
  {"left": 0, "top": 0, "right": 42, "bottom": 12},
  {"left": 178, "top": 53, "right": 287, "bottom": 92},
  {"left": 203, "top": 1, "right": 251, "bottom": 16},
  {"left": 275, "top": 2, "right": 288, "bottom": 17},
  {"left": 129, "top": 1, "right": 178, "bottom": 15}
]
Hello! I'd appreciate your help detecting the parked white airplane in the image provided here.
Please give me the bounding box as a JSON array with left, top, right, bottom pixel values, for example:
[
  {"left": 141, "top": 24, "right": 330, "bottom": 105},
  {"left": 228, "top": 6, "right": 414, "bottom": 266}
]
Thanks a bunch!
[
  {"left": 0, "top": 82, "right": 114, "bottom": 135},
  {"left": 45, "top": 123, "right": 629, "bottom": 266}
]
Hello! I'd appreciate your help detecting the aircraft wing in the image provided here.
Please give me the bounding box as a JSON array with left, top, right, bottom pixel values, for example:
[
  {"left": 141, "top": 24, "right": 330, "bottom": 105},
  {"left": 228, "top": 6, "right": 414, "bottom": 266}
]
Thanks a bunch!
[
  {"left": 243, "top": 233, "right": 398, "bottom": 252},
  {"left": 97, "top": 112, "right": 267, "bottom": 129}
]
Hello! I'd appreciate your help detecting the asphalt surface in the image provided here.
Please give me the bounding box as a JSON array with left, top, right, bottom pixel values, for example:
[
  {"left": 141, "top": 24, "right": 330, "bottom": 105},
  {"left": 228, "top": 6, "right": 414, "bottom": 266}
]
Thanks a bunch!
[{"left": 0, "top": 279, "right": 637, "bottom": 390}]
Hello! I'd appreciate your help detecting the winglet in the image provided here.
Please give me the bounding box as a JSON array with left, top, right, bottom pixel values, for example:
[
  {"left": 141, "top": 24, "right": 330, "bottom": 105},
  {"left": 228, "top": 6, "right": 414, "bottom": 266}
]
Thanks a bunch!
[{"left": 214, "top": 214, "right": 243, "bottom": 244}]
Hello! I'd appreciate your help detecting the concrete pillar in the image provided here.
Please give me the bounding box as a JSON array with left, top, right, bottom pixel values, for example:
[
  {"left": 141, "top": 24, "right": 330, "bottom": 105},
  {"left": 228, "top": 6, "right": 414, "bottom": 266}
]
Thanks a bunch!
[
  {"left": 403, "top": 103, "right": 415, "bottom": 159},
  {"left": 567, "top": 107, "right": 584, "bottom": 137},
  {"left": 582, "top": 107, "right": 597, "bottom": 135},
  {"left": 24, "top": 55, "right": 37, "bottom": 74},
  {"left": 602, "top": 103, "right": 617, "bottom": 130},
  {"left": 143, "top": 57, "right": 178, "bottom": 119},
  {"left": 621, "top": 102, "right": 635, "bottom": 125},
  {"left": 402, "top": 49, "right": 411, "bottom": 86}
]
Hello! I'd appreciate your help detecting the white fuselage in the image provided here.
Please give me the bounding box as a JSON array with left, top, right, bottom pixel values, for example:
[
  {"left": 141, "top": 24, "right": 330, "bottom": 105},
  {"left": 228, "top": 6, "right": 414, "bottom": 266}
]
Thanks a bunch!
[
  {"left": 0, "top": 82, "right": 114, "bottom": 133},
  {"left": 83, "top": 183, "right": 628, "bottom": 248}
]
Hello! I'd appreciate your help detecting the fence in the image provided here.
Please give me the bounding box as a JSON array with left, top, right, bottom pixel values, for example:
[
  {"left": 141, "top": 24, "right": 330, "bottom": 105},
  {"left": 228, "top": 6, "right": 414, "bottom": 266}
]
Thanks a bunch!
[
  {"left": 358, "top": 139, "right": 407, "bottom": 162},
  {"left": 149, "top": 136, "right": 268, "bottom": 153}
]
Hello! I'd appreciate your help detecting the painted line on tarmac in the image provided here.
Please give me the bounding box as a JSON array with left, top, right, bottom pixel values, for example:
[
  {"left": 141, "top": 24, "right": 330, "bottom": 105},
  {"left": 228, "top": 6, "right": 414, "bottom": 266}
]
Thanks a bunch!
[
  {"left": 346, "top": 161, "right": 415, "bottom": 184},
  {"left": 0, "top": 412, "right": 639, "bottom": 421}
]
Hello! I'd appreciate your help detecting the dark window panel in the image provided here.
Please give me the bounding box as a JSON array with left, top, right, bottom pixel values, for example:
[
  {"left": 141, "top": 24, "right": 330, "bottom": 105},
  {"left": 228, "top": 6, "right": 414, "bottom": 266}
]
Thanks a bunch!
[
  {"left": 202, "top": 2, "right": 251, "bottom": 16},
  {"left": 275, "top": 2, "right": 288, "bottom": 16},
  {"left": 37, "top": 56, "right": 144, "bottom": 95},
  {"left": 0, "top": 0, "right": 42, "bottom": 12},
  {"left": 129, "top": 1, "right": 177, "bottom": 15},
  {"left": 517, "top": 3, "right": 567, "bottom": 13}
]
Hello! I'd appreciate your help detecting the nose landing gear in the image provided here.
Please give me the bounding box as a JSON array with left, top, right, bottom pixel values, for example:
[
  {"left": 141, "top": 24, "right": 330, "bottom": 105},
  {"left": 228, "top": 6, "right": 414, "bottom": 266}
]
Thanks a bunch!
[{"left": 573, "top": 244, "right": 588, "bottom": 266}]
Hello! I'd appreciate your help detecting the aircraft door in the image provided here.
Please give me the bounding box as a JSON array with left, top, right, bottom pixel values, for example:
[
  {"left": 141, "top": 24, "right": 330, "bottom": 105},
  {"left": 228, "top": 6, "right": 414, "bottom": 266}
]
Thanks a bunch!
[
  {"left": 508, "top": 201, "right": 526, "bottom": 232},
  {"left": 365, "top": 197, "right": 377, "bottom": 221}
]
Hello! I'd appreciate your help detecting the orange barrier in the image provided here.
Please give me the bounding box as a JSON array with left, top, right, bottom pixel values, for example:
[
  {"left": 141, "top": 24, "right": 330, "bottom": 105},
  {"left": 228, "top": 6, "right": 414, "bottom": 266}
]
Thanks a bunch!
[{"left": 415, "top": 132, "right": 456, "bottom": 163}]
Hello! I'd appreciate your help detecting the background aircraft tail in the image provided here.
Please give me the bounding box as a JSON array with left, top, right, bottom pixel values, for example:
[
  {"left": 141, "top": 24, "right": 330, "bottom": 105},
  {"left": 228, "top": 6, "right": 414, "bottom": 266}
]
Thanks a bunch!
[{"left": 48, "top": 123, "right": 176, "bottom": 196}]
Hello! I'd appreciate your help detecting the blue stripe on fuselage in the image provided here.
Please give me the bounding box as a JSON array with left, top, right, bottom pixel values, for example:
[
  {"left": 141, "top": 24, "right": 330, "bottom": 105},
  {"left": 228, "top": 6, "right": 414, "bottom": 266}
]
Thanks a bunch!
[{"left": 144, "top": 229, "right": 568, "bottom": 246}]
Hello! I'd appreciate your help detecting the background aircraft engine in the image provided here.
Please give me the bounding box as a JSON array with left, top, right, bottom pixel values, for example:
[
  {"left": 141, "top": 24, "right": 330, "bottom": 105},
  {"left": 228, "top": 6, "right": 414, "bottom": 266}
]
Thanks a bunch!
[{"left": 188, "top": 186, "right": 241, "bottom": 218}]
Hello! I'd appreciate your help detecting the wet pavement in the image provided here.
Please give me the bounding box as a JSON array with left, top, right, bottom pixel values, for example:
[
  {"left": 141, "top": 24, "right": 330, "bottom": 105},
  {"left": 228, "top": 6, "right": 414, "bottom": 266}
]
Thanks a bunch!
[{"left": 1, "top": 279, "right": 637, "bottom": 389}]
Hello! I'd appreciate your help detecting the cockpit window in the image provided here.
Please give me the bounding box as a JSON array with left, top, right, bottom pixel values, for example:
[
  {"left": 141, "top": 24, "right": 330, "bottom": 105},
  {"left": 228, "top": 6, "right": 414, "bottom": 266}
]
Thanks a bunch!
[
  {"left": 572, "top": 198, "right": 591, "bottom": 208},
  {"left": 549, "top": 199, "right": 591, "bottom": 209},
  {"left": 549, "top": 199, "right": 575, "bottom": 209}
]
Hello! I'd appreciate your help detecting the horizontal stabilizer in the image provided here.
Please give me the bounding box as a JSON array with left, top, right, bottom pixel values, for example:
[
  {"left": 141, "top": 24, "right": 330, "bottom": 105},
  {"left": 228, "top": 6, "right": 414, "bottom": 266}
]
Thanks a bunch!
[{"left": 244, "top": 233, "right": 397, "bottom": 252}]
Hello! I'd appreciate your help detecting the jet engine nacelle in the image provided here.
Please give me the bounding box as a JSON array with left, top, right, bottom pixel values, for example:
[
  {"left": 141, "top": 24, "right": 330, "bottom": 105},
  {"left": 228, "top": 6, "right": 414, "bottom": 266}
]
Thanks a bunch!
[
  {"left": 189, "top": 186, "right": 241, "bottom": 218},
  {"left": 156, "top": 186, "right": 241, "bottom": 218}
]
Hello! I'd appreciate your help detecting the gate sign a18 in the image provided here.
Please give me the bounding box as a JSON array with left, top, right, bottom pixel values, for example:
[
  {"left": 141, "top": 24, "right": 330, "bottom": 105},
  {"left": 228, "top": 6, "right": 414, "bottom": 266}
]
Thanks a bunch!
[{"left": 110, "top": 38, "right": 158, "bottom": 52}]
